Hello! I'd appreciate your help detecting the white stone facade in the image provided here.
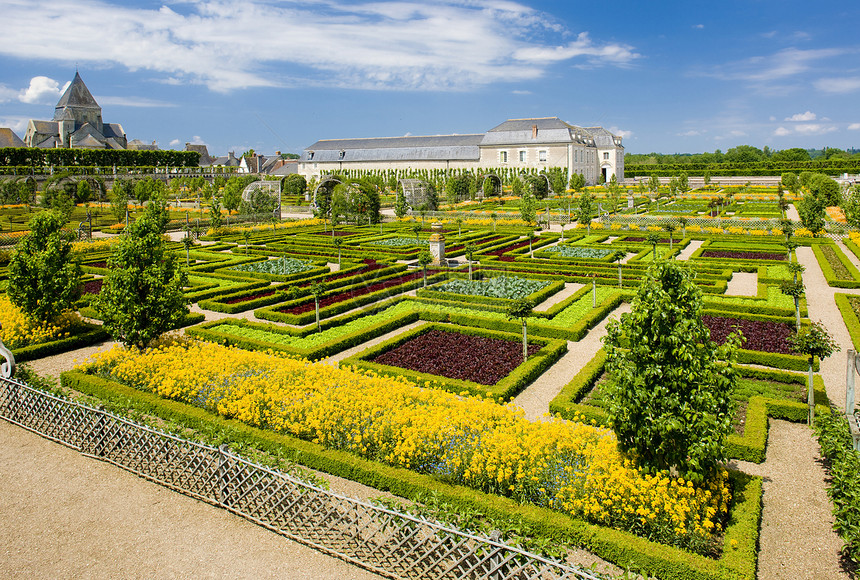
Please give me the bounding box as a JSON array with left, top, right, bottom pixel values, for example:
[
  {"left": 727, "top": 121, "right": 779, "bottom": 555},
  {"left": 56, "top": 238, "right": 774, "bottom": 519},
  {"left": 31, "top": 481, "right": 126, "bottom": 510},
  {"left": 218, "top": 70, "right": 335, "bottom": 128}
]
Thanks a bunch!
[{"left": 298, "top": 117, "right": 624, "bottom": 186}]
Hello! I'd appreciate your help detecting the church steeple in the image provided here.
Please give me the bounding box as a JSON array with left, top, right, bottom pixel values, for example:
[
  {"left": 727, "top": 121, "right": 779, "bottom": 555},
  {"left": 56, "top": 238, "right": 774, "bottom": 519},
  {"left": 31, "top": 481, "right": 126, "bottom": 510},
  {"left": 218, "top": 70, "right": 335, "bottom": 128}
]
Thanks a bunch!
[{"left": 53, "top": 72, "right": 102, "bottom": 132}]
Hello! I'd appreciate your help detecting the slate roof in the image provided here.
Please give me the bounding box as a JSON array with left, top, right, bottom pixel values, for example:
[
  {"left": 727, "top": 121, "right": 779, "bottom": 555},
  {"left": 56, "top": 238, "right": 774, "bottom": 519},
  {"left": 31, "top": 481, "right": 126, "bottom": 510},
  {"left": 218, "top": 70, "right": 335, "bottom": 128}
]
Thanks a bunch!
[
  {"left": 54, "top": 72, "right": 100, "bottom": 115},
  {"left": 303, "top": 134, "right": 483, "bottom": 162},
  {"left": 584, "top": 127, "right": 622, "bottom": 148},
  {"left": 0, "top": 128, "right": 25, "bottom": 147}
]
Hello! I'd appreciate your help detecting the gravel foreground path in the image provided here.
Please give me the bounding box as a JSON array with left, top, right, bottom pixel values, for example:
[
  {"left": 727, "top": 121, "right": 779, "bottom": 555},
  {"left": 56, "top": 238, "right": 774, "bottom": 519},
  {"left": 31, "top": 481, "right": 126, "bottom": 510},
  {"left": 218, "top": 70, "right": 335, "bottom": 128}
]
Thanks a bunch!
[{"left": 0, "top": 420, "right": 382, "bottom": 580}]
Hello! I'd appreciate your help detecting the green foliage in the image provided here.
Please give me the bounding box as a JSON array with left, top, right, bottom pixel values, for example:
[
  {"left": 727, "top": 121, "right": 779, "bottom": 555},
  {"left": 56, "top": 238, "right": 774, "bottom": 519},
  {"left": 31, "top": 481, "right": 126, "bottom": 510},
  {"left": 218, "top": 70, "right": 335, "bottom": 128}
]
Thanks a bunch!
[
  {"left": 0, "top": 147, "right": 198, "bottom": 168},
  {"left": 809, "top": 173, "right": 841, "bottom": 207},
  {"left": 231, "top": 256, "right": 315, "bottom": 275},
  {"left": 788, "top": 321, "right": 839, "bottom": 361},
  {"left": 781, "top": 172, "right": 800, "bottom": 194},
  {"left": 602, "top": 260, "right": 742, "bottom": 482},
  {"left": 446, "top": 175, "right": 470, "bottom": 205},
  {"left": 282, "top": 173, "right": 307, "bottom": 197},
  {"left": 797, "top": 189, "right": 825, "bottom": 234},
  {"left": 109, "top": 179, "right": 132, "bottom": 222},
  {"left": 394, "top": 187, "right": 408, "bottom": 219},
  {"left": 8, "top": 210, "right": 81, "bottom": 323},
  {"left": 519, "top": 189, "right": 536, "bottom": 225},
  {"left": 436, "top": 276, "right": 549, "bottom": 300},
  {"left": 815, "top": 410, "right": 860, "bottom": 563},
  {"left": 95, "top": 205, "right": 189, "bottom": 349},
  {"left": 577, "top": 191, "right": 594, "bottom": 232},
  {"left": 840, "top": 184, "right": 860, "bottom": 229},
  {"left": 568, "top": 172, "right": 585, "bottom": 192},
  {"left": 525, "top": 174, "right": 549, "bottom": 200},
  {"left": 208, "top": 194, "right": 223, "bottom": 229}
]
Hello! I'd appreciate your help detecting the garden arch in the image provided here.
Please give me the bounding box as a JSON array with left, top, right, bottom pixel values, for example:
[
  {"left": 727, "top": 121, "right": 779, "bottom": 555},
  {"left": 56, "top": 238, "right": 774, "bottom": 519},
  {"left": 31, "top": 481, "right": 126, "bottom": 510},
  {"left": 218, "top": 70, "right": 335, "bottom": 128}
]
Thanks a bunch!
[
  {"left": 479, "top": 173, "right": 502, "bottom": 197},
  {"left": 397, "top": 179, "right": 436, "bottom": 211}
]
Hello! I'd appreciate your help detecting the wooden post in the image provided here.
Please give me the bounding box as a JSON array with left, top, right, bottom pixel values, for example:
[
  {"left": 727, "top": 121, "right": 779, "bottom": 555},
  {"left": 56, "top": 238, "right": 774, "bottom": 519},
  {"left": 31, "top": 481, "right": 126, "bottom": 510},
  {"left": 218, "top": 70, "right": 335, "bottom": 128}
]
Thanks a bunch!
[
  {"left": 592, "top": 274, "right": 596, "bottom": 308},
  {"left": 217, "top": 444, "right": 230, "bottom": 506}
]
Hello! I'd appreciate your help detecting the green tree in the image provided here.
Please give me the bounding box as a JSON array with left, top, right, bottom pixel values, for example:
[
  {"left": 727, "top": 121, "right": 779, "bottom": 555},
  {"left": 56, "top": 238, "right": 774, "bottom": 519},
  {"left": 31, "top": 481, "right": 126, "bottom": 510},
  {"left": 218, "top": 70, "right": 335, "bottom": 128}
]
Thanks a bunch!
[
  {"left": 602, "top": 260, "right": 742, "bottom": 482},
  {"left": 568, "top": 172, "right": 585, "bottom": 193},
  {"left": 76, "top": 180, "right": 92, "bottom": 204},
  {"left": 809, "top": 174, "right": 841, "bottom": 207},
  {"left": 418, "top": 249, "right": 433, "bottom": 288},
  {"left": 842, "top": 184, "right": 860, "bottom": 229},
  {"left": 610, "top": 249, "right": 625, "bottom": 288},
  {"left": 647, "top": 175, "right": 661, "bottom": 198},
  {"left": 109, "top": 179, "right": 132, "bottom": 223},
  {"left": 394, "top": 187, "right": 409, "bottom": 220},
  {"left": 464, "top": 242, "right": 476, "bottom": 280},
  {"left": 578, "top": 191, "right": 594, "bottom": 235},
  {"left": 8, "top": 211, "right": 81, "bottom": 323},
  {"left": 646, "top": 232, "right": 661, "bottom": 261},
  {"left": 798, "top": 190, "right": 826, "bottom": 234},
  {"left": 310, "top": 282, "right": 327, "bottom": 332},
  {"left": 519, "top": 189, "right": 536, "bottom": 226},
  {"left": 95, "top": 205, "right": 189, "bottom": 349},
  {"left": 446, "top": 175, "right": 470, "bottom": 205},
  {"left": 663, "top": 220, "right": 678, "bottom": 253},
  {"left": 412, "top": 222, "right": 422, "bottom": 243},
  {"left": 334, "top": 237, "right": 344, "bottom": 268},
  {"left": 506, "top": 298, "right": 534, "bottom": 362},
  {"left": 789, "top": 321, "right": 838, "bottom": 425},
  {"left": 282, "top": 174, "right": 307, "bottom": 199},
  {"left": 209, "top": 194, "right": 223, "bottom": 229},
  {"left": 781, "top": 172, "right": 800, "bottom": 195}
]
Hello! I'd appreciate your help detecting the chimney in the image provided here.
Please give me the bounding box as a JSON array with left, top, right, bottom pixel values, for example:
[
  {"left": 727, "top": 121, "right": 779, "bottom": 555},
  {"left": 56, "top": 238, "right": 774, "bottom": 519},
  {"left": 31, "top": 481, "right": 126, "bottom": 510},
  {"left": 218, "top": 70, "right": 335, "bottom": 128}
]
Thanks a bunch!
[{"left": 532, "top": 124, "right": 538, "bottom": 139}]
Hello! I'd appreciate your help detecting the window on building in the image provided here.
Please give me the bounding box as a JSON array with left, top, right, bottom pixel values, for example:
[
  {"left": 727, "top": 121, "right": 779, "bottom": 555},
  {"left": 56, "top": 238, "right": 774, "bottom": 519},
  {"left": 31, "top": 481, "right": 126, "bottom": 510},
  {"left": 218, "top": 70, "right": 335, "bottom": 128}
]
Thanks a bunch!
[
  {"left": 308, "top": 151, "right": 314, "bottom": 160},
  {"left": 339, "top": 150, "right": 346, "bottom": 160},
  {"left": 539, "top": 150, "right": 547, "bottom": 162},
  {"left": 500, "top": 151, "right": 508, "bottom": 163},
  {"left": 603, "top": 152, "right": 610, "bottom": 160},
  {"left": 519, "top": 150, "right": 527, "bottom": 163}
]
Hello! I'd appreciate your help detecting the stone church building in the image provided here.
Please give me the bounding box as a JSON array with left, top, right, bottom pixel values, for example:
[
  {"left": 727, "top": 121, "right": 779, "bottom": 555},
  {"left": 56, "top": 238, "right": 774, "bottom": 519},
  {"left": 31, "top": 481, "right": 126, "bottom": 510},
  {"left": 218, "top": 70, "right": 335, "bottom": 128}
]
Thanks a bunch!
[{"left": 23, "top": 72, "right": 128, "bottom": 149}]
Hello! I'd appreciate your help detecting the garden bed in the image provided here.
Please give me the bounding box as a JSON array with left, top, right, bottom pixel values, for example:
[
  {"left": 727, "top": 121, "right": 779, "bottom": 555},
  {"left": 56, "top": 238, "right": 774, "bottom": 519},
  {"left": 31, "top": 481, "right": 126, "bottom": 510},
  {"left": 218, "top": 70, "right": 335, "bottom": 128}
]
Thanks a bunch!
[
  {"left": 700, "top": 250, "right": 785, "bottom": 261},
  {"left": 371, "top": 328, "right": 541, "bottom": 385}
]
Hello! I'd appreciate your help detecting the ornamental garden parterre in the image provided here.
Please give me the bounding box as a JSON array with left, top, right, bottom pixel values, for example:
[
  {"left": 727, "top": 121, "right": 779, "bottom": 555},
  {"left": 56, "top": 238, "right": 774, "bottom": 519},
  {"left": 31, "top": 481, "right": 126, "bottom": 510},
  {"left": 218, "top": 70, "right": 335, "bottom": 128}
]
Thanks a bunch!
[{"left": 2, "top": 177, "right": 859, "bottom": 579}]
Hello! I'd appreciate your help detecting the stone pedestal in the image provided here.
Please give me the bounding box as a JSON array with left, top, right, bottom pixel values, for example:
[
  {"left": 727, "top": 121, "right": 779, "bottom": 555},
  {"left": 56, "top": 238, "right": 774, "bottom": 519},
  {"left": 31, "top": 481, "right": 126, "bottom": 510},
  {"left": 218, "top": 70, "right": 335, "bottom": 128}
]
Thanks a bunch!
[{"left": 428, "top": 222, "right": 445, "bottom": 265}]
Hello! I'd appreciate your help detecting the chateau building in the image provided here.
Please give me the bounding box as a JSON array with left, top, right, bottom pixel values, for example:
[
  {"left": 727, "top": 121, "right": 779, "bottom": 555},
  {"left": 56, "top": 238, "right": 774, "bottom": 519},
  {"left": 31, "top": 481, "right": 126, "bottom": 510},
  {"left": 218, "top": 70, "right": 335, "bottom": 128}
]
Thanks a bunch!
[
  {"left": 299, "top": 117, "right": 624, "bottom": 185},
  {"left": 23, "top": 72, "right": 128, "bottom": 149}
]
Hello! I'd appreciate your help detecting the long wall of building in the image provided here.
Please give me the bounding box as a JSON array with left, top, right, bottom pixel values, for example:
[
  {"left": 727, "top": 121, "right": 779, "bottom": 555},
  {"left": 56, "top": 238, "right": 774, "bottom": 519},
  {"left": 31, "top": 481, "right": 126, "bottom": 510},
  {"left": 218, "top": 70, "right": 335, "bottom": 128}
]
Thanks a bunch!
[{"left": 297, "top": 117, "right": 624, "bottom": 187}]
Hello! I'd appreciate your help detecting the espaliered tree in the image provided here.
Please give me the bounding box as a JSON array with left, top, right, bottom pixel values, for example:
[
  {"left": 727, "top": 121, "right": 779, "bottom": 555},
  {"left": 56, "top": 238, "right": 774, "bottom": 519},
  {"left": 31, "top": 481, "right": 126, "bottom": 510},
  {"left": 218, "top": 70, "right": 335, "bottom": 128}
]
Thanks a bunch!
[
  {"left": 602, "top": 260, "right": 743, "bottom": 482},
  {"left": 663, "top": 220, "right": 677, "bottom": 253},
  {"left": 96, "top": 204, "right": 188, "bottom": 349},
  {"left": 610, "top": 250, "right": 626, "bottom": 288},
  {"left": 334, "top": 237, "right": 344, "bottom": 268},
  {"left": 8, "top": 210, "right": 81, "bottom": 324},
  {"left": 506, "top": 298, "right": 535, "bottom": 362},
  {"left": 789, "top": 321, "right": 838, "bottom": 425},
  {"left": 646, "top": 232, "right": 661, "bottom": 261}
]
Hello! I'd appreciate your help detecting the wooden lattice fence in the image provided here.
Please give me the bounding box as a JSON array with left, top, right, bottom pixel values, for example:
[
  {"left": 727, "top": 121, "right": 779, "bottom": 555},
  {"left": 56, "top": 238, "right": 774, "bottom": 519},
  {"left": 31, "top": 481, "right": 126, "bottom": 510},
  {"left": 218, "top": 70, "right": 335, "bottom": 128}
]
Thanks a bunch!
[{"left": 0, "top": 375, "right": 599, "bottom": 580}]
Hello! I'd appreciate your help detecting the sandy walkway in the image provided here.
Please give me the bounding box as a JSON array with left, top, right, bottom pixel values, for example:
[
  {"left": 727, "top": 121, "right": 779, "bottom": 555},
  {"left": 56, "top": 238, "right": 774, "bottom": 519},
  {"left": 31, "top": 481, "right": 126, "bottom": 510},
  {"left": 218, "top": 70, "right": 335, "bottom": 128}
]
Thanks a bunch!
[
  {"left": 730, "top": 421, "right": 848, "bottom": 580},
  {"left": 725, "top": 271, "right": 758, "bottom": 296},
  {"left": 514, "top": 304, "right": 631, "bottom": 421},
  {"left": 0, "top": 420, "right": 381, "bottom": 580}
]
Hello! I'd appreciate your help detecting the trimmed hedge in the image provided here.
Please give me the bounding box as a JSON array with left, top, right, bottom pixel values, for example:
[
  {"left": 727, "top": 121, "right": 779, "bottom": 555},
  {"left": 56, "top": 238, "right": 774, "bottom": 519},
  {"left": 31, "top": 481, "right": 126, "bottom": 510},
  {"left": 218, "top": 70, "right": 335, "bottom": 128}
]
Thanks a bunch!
[
  {"left": 835, "top": 293, "right": 860, "bottom": 352},
  {"left": 58, "top": 369, "right": 762, "bottom": 580},
  {"left": 549, "top": 350, "right": 829, "bottom": 463},
  {"left": 811, "top": 242, "right": 860, "bottom": 289},
  {"left": 11, "top": 323, "right": 109, "bottom": 362}
]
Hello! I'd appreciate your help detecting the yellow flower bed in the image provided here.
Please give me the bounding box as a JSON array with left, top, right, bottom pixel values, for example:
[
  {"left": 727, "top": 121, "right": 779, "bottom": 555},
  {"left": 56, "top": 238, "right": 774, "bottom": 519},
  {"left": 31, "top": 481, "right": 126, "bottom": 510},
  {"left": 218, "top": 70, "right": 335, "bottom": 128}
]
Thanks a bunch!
[
  {"left": 0, "top": 296, "right": 79, "bottom": 350},
  {"left": 81, "top": 341, "right": 731, "bottom": 549},
  {"left": 827, "top": 206, "right": 847, "bottom": 224}
]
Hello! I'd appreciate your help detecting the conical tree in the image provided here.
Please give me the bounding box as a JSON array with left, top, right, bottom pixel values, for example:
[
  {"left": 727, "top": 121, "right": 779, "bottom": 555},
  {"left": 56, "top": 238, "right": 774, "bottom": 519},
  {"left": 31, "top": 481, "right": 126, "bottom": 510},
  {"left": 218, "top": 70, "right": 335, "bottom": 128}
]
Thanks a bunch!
[{"left": 603, "top": 260, "right": 743, "bottom": 482}]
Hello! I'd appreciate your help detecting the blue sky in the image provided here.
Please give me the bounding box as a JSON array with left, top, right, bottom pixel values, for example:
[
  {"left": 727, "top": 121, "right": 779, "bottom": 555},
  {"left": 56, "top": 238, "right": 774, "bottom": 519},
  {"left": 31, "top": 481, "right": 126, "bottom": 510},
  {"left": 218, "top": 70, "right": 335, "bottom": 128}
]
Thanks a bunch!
[{"left": 1, "top": 0, "right": 859, "bottom": 156}]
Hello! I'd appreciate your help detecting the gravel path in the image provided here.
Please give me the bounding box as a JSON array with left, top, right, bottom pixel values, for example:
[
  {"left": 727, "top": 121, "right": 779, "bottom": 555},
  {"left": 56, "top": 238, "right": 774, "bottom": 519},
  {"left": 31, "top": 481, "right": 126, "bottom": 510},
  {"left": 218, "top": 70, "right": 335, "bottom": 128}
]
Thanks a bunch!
[
  {"left": 725, "top": 271, "right": 759, "bottom": 296},
  {"left": 730, "top": 420, "right": 848, "bottom": 580},
  {"left": 0, "top": 420, "right": 382, "bottom": 580}
]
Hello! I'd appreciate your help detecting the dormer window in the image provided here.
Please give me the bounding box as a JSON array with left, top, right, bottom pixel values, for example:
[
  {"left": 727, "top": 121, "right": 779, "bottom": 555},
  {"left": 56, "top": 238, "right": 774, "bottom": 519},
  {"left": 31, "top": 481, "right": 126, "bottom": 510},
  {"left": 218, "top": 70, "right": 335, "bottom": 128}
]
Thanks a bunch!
[
  {"left": 308, "top": 151, "right": 314, "bottom": 160},
  {"left": 339, "top": 150, "right": 346, "bottom": 160}
]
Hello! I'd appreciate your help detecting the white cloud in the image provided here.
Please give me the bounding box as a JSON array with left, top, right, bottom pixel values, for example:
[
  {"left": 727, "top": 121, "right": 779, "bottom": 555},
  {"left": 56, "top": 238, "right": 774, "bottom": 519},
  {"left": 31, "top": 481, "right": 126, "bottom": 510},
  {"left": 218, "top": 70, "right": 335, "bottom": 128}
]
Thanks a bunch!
[
  {"left": 677, "top": 130, "right": 702, "bottom": 137},
  {"left": 188, "top": 136, "right": 207, "bottom": 145},
  {"left": 169, "top": 139, "right": 180, "bottom": 147},
  {"left": 0, "top": 84, "right": 19, "bottom": 103},
  {"left": 0, "top": 0, "right": 639, "bottom": 92},
  {"left": 785, "top": 111, "right": 816, "bottom": 122},
  {"left": 18, "top": 76, "right": 70, "bottom": 104},
  {"left": 608, "top": 127, "right": 633, "bottom": 139},
  {"left": 773, "top": 127, "right": 791, "bottom": 136},
  {"left": 814, "top": 77, "right": 860, "bottom": 94},
  {"left": 794, "top": 123, "right": 837, "bottom": 135},
  {"left": 0, "top": 116, "right": 30, "bottom": 133},
  {"left": 97, "top": 96, "right": 176, "bottom": 108},
  {"left": 511, "top": 89, "right": 532, "bottom": 95},
  {"left": 693, "top": 24, "right": 704, "bottom": 29},
  {"left": 849, "top": 123, "right": 860, "bottom": 131},
  {"left": 513, "top": 32, "right": 639, "bottom": 66},
  {"left": 704, "top": 47, "right": 845, "bottom": 85}
]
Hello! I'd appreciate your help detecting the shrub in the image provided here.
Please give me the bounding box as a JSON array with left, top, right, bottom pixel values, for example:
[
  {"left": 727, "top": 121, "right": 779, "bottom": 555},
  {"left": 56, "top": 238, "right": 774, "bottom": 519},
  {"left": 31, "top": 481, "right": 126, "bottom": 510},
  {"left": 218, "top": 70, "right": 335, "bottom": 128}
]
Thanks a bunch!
[
  {"left": 603, "top": 260, "right": 742, "bottom": 483},
  {"left": 8, "top": 210, "right": 82, "bottom": 324}
]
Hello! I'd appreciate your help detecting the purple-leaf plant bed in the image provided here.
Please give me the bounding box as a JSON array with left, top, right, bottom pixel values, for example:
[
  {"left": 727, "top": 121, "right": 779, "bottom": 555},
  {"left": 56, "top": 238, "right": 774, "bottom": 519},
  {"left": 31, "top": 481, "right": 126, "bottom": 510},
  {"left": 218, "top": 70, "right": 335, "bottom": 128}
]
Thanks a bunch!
[
  {"left": 701, "top": 250, "right": 785, "bottom": 261},
  {"left": 371, "top": 328, "right": 541, "bottom": 385},
  {"left": 702, "top": 315, "right": 795, "bottom": 354}
]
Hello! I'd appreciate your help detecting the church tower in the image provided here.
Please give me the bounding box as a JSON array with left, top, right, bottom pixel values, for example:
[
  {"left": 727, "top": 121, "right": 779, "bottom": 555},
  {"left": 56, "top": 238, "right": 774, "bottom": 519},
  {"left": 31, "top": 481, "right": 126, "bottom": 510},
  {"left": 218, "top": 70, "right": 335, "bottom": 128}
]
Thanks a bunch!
[{"left": 53, "top": 71, "right": 103, "bottom": 133}]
